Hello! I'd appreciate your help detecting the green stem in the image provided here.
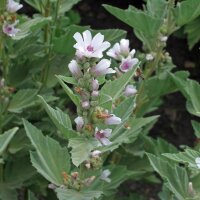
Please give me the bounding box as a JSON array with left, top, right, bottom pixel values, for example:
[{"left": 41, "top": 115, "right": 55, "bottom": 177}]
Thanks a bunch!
[{"left": 0, "top": 163, "right": 3, "bottom": 182}]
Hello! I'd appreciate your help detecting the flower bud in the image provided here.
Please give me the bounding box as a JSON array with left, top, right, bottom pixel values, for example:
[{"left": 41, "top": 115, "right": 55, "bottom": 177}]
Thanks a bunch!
[
  {"left": 68, "top": 60, "right": 82, "bottom": 78},
  {"left": 146, "top": 53, "right": 154, "bottom": 61},
  {"left": 124, "top": 85, "right": 137, "bottom": 97},
  {"left": 92, "top": 79, "right": 99, "bottom": 91},
  {"left": 100, "top": 169, "right": 111, "bottom": 183},
  {"left": 92, "top": 91, "right": 99, "bottom": 97},
  {"left": 90, "top": 150, "right": 101, "bottom": 157},
  {"left": 48, "top": 183, "right": 57, "bottom": 190},
  {"left": 105, "top": 114, "right": 121, "bottom": 125},
  {"left": 74, "top": 116, "right": 84, "bottom": 131},
  {"left": 81, "top": 101, "right": 90, "bottom": 109}
]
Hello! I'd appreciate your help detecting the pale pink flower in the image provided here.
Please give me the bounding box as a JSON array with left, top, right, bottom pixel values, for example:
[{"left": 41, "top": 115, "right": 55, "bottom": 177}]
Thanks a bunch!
[
  {"left": 95, "top": 128, "right": 112, "bottom": 146},
  {"left": 91, "top": 59, "right": 115, "bottom": 76},
  {"left": 74, "top": 116, "right": 84, "bottom": 131},
  {"left": 2, "top": 21, "right": 20, "bottom": 37},
  {"left": 100, "top": 169, "right": 111, "bottom": 183},
  {"left": 68, "top": 60, "right": 82, "bottom": 77},
  {"left": 124, "top": 85, "right": 137, "bottom": 97},
  {"left": 73, "top": 30, "right": 110, "bottom": 58},
  {"left": 7, "top": 0, "right": 23, "bottom": 13},
  {"left": 105, "top": 114, "right": 121, "bottom": 125},
  {"left": 119, "top": 56, "right": 138, "bottom": 72},
  {"left": 107, "top": 39, "right": 136, "bottom": 60}
]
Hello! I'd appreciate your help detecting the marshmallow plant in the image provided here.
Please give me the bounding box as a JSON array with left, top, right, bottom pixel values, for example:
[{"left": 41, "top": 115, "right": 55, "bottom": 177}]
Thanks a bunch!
[{"left": 23, "top": 30, "right": 155, "bottom": 200}]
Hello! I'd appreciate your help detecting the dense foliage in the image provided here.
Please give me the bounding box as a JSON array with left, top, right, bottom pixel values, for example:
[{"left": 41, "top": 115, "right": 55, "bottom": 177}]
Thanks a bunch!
[{"left": 0, "top": 0, "right": 200, "bottom": 200}]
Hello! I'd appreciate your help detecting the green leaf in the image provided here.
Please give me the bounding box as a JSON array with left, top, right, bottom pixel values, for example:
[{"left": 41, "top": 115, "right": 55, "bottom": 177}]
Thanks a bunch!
[
  {"left": 56, "top": 188, "right": 102, "bottom": 200},
  {"left": 147, "top": 153, "right": 190, "bottom": 200},
  {"left": 100, "top": 67, "right": 137, "bottom": 106},
  {"left": 0, "top": 127, "right": 18, "bottom": 155},
  {"left": 28, "top": 191, "right": 37, "bottom": 200},
  {"left": 163, "top": 149, "right": 200, "bottom": 170},
  {"left": 56, "top": 75, "right": 80, "bottom": 107},
  {"left": 24, "top": 0, "right": 44, "bottom": 12},
  {"left": 170, "top": 72, "right": 200, "bottom": 117},
  {"left": 184, "top": 17, "right": 200, "bottom": 49},
  {"left": 191, "top": 120, "right": 200, "bottom": 138},
  {"left": 8, "top": 89, "right": 38, "bottom": 113},
  {"left": 58, "top": 0, "right": 81, "bottom": 14},
  {"left": 104, "top": 5, "right": 162, "bottom": 38},
  {"left": 38, "top": 95, "right": 77, "bottom": 138},
  {"left": 146, "top": 0, "right": 167, "bottom": 18},
  {"left": 13, "top": 17, "right": 52, "bottom": 40},
  {"left": 23, "top": 120, "right": 70, "bottom": 185},
  {"left": 174, "top": 0, "right": 200, "bottom": 26},
  {"left": 68, "top": 137, "right": 98, "bottom": 167}
]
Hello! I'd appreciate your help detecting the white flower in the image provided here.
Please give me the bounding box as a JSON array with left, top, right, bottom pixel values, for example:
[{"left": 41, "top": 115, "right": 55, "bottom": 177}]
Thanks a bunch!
[
  {"left": 105, "top": 114, "right": 121, "bottom": 125},
  {"left": 107, "top": 39, "right": 136, "bottom": 61},
  {"left": 73, "top": 30, "right": 110, "bottom": 58},
  {"left": 195, "top": 157, "right": 200, "bottom": 169},
  {"left": 95, "top": 128, "right": 112, "bottom": 146},
  {"left": 119, "top": 56, "right": 138, "bottom": 72},
  {"left": 7, "top": 0, "right": 23, "bottom": 13},
  {"left": 146, "top": 53, "right": 154, "bottom": 61},
  {"left": 100, "top": 169, "right": 111, "bottom": 183},
  {"left": 124, "top": 85, "right": 137, "bottom": 97},
  {"left": 74, "top": 116, "right": 84, "bottom": 131},
  {"left": 91, "top": 59, "right": 115, "bottom": 76},
  {"left": 2, "top": 20, "right": 20, "bottom": 37},
  {"left": 68, "top": 60, "right": 82, "bottom": 77}
]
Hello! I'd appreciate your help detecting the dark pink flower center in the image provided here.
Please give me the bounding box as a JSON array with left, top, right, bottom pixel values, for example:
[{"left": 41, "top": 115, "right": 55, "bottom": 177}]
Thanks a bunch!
[
  {"left": 122, "top": 61, "right": 130, "bottom": 70},
  {"left": 87, "top": 45, "right": 94, "bottom": 52},
  {"left": 6, "top": 26, "right": 13, "bottom": 32},
  {"left": 95, "top": 131, "right": 105, "bottom": 139}
]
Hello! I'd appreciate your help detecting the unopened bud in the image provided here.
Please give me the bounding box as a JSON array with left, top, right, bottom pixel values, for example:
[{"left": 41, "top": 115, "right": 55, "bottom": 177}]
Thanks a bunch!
[{"left": 81, "top": 101, "right": 90, "bottom": 109}]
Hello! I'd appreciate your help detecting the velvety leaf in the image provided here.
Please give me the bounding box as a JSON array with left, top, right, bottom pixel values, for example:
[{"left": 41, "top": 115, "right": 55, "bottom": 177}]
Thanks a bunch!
[
  {"left": 147, "top": 154, "right": 190, "bottom": 200},
  {"left": 8, "top": 89, "right": 38, "bottom": 113},
  {"left": 174, "top": 0, "right": 200, "bottom": 26},
  {"left": 184, "top": 17, "right": 200, "bottom": 49},
  {"left": 191, "top": 120, "right": 200, "bottom": 138},
  {"left": 38, "top": 95, "right": 77, "bottom": 138},
  {"left": 104, "top": 5, "right": 162, "bottom": 38},
  {"left": 28, "top": 191, "right": 37, "bottom": 200},
  {"left": 13, "top": 17, "right": 52, "bottom": 40},
  {"left": 68, "top": 137, "right": 98, "bottom": 167},
  {"left": 0, "top": 127, "right": 18, "bottom": 156},
  {"left": 59, "top": 0, "right": 81, "bottom": 14},
  {"left": 23, "top": 120, "right": 70, "bottom": 185},
  {"left": 56, "top": 188, "right": 102, "bottom": 200},
  {"left": 163, "top": 149, "right": 200, "bottom": 170},
  {"left": 56, "top": 75, "right": 80, "bottom": 107}
]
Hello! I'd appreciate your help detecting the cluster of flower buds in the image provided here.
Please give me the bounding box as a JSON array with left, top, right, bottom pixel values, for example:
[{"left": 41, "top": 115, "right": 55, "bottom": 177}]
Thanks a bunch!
[
  {"left": 85, "top": 150, "right": 102, "bottom": 170},
  {"left": 49, "top": 171, "right": 96, "bottom": 191},
  {"left": 0, "top": 0, "right": 22, "bottom": 37}
]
